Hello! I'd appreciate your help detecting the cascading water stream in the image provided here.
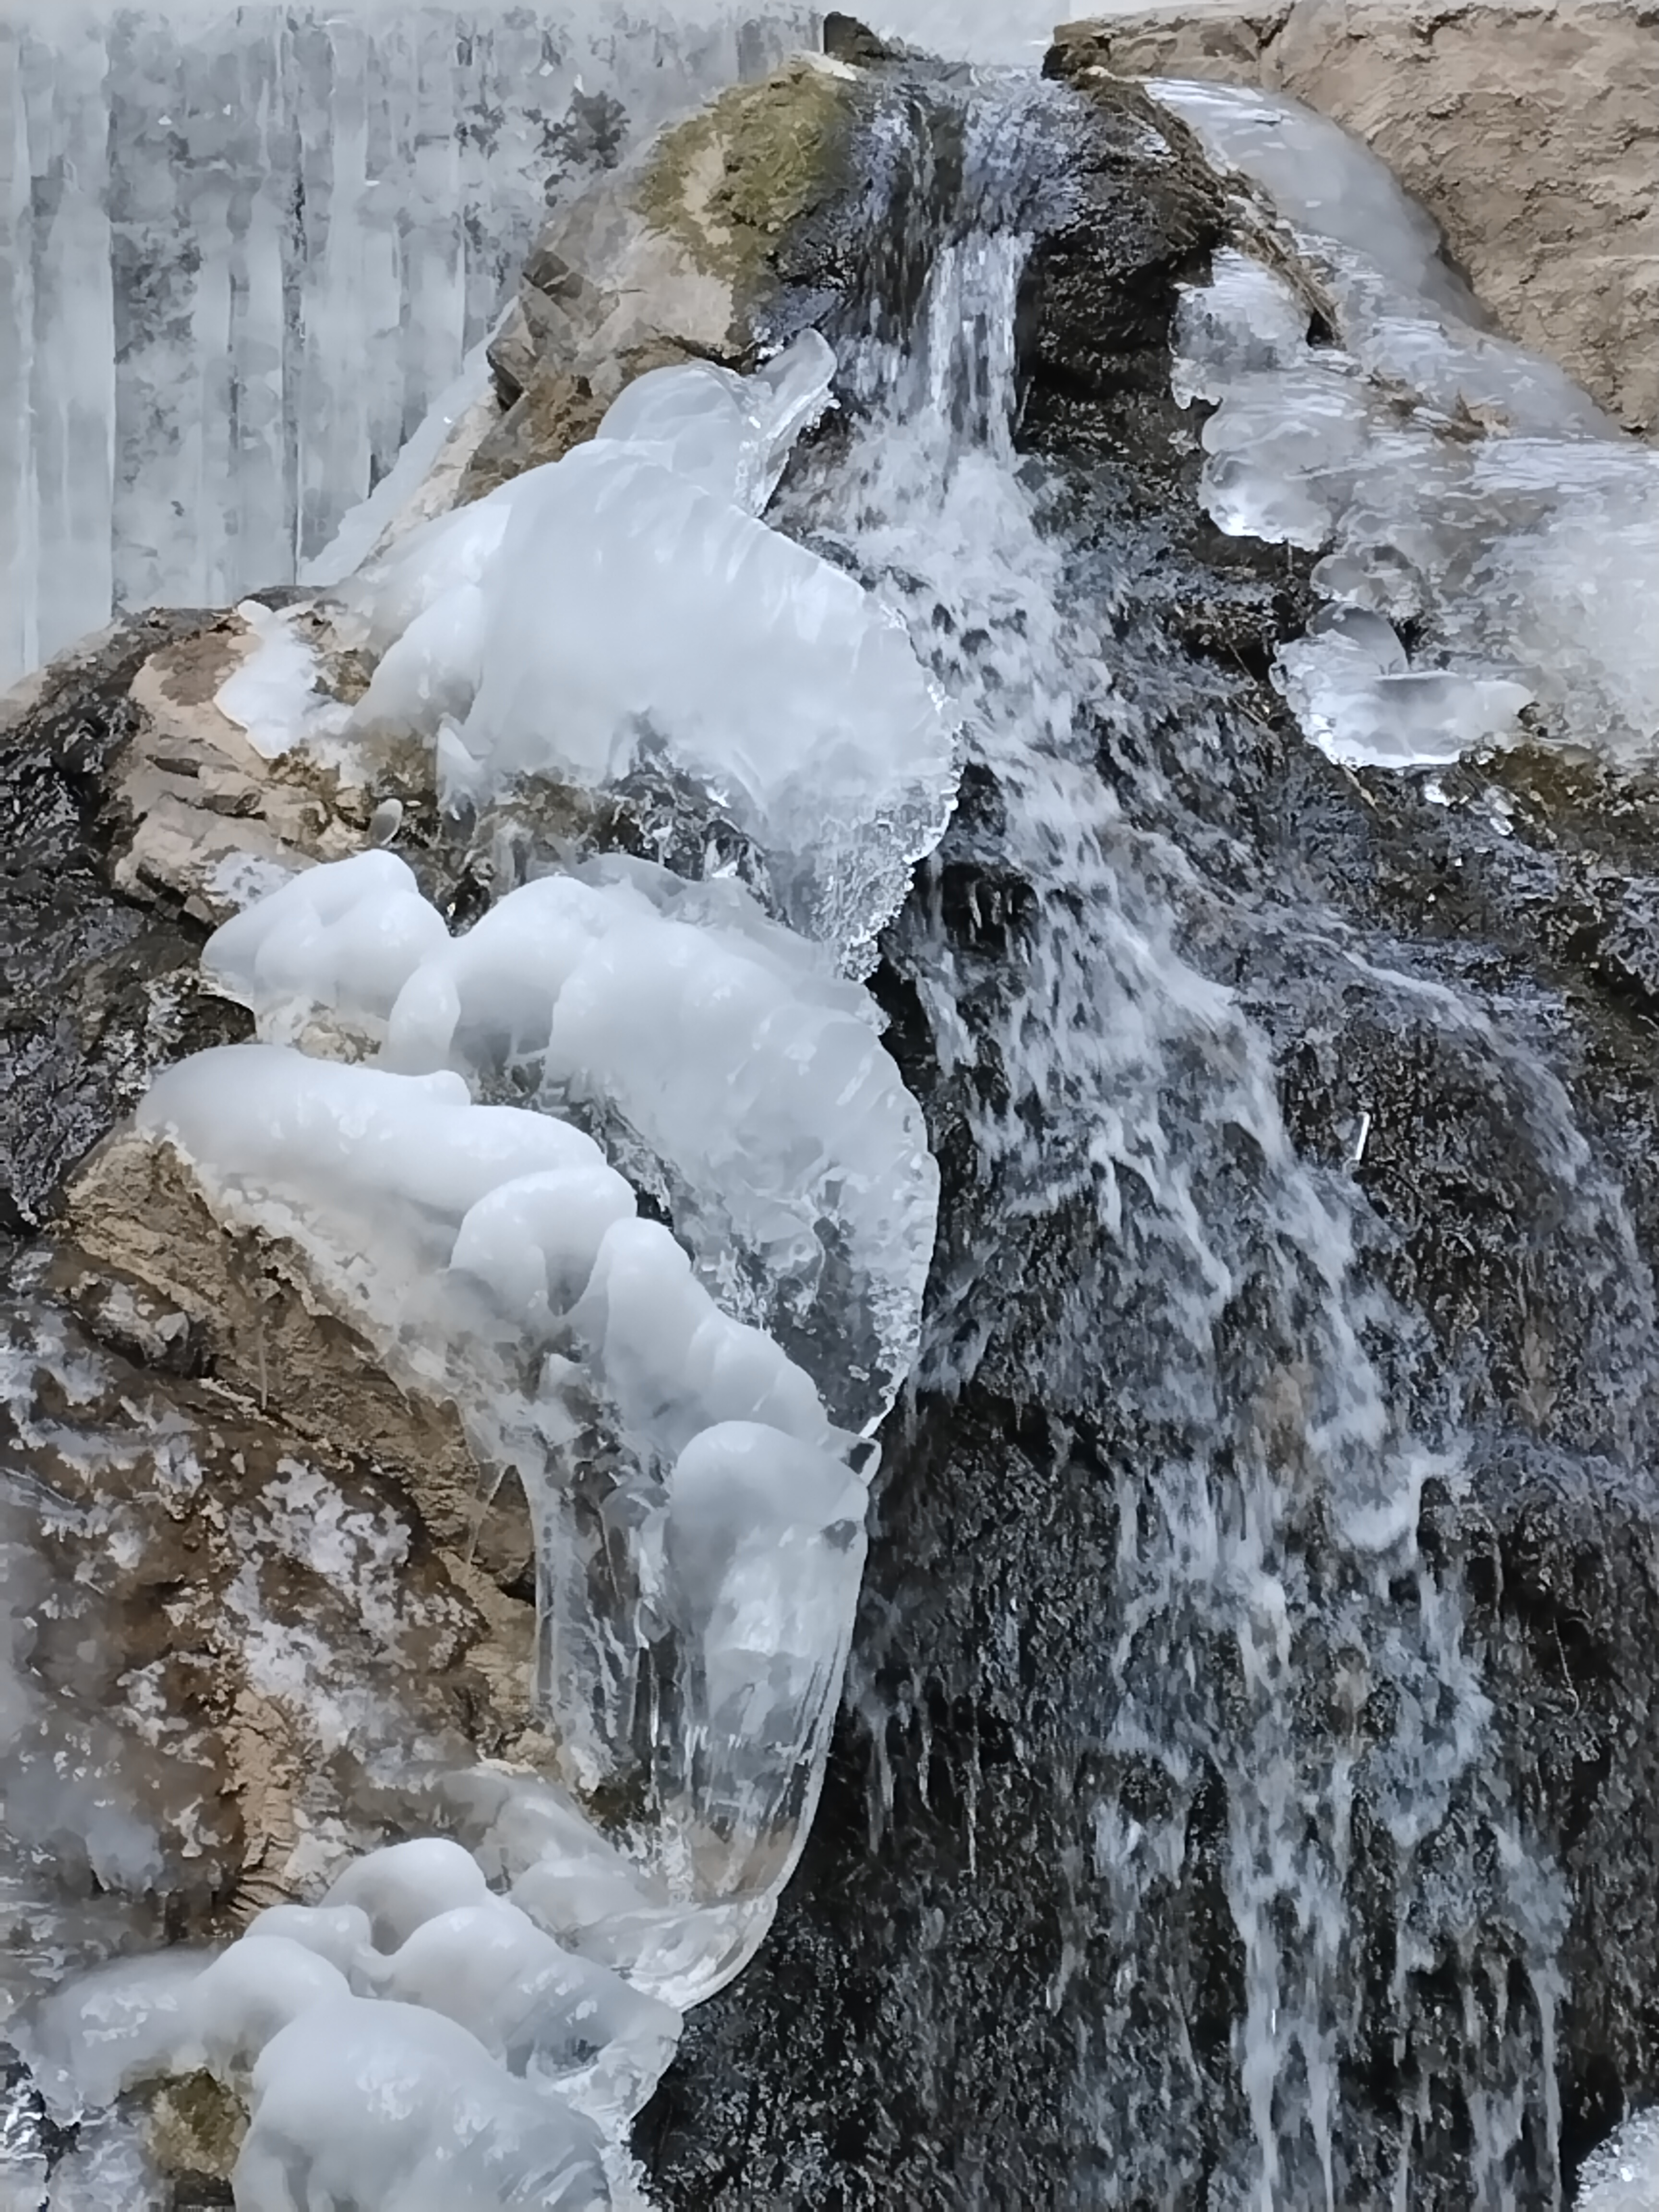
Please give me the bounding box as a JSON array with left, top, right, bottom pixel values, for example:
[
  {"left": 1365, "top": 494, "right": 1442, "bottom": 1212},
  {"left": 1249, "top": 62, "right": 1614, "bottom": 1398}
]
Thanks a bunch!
[{"left": 767, "top": 73, "right": 1580, "bottom": 2206}]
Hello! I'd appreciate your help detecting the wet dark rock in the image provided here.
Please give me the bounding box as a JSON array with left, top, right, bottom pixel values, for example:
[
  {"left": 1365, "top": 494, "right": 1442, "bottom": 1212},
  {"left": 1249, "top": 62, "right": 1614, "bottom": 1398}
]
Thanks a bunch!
[
  {"left": 640, "top": 63, "right": 1659, "bottom": 2212},
  {"left": 0, "top": 612, "right": 246, "bottom": 1242}
]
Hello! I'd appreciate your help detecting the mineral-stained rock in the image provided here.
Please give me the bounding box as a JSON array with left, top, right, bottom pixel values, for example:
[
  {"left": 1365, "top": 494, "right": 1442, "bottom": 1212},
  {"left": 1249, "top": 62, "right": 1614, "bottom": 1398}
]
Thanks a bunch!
[{"left": 1048, "top": 0, "right": 1659, "bottom": 435}]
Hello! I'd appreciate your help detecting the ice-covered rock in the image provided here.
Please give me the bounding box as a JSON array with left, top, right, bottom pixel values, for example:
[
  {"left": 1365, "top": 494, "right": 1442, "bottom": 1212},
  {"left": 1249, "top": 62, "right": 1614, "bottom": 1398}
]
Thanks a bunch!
[
  {"left": 1158, "top": 84, "right": 1659, "bottom": 763},
  {"left": 236, "top": 1998, "right": 611, "bottom": 2212},
  {"left": 1576, "top": 2107, "right": 1659, "bottom": 2211},
  {"left": 132, "top": 1039, "right": 869, "bottom": 1902},
  {"left": 336, "top": 333, "right": 958, "bottom": 968},
  {"left": 205, "top": 852, "right": 937, "bottom": 1431},
  {"left": 19, "top": 1953, "right": 210, "bottom": 2122}
]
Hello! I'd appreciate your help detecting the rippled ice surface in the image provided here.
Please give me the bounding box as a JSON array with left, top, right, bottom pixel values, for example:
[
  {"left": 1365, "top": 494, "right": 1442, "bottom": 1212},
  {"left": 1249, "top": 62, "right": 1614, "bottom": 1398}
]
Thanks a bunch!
[{"left": 1157, "top": 80, "right": 1659, "bottom": 768}]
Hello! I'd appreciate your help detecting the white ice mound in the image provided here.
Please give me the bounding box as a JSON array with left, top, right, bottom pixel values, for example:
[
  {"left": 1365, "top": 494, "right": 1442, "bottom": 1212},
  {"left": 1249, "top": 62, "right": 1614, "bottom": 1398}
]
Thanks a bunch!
[
  {"left": 202, "top": 846, "right": 452, "bottom": 1044},
  {"left": 1576, "top": 2107, "right": 1659, "bottom": 2211},
  {"left": 1158, "top": 83, "right": 1659, "bottom": 763},
  {"left": 204, "top": 851, "right": 937, "bottom": 1432},
  {"left": 134, "top": 1040, "right": 868, "bottom": 1902},
  {"left": 335, "top": 330, "right": 959, "bottom": 969},
  {"left": 238, "top": 1998, "right": 610, "bottom": 2212}
]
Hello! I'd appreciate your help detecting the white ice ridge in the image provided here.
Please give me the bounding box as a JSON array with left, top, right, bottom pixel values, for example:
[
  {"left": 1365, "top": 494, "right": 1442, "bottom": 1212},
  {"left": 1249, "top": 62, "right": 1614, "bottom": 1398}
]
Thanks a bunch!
[
  {"left": 136, "top": 1038, "right": 871, "bottom": 1879},
  {"left": 204, "top": 850, "right": 938, "bottom": 1434},
  {"left": 1154, "top": 81, "right": 1659, "bottom": 769},
  {"left": 317, "top": 330, "right": 959, "bottom": 971},
  {"left": 1576, "top": 2107, "right": 1659, "bottom": 2211}
]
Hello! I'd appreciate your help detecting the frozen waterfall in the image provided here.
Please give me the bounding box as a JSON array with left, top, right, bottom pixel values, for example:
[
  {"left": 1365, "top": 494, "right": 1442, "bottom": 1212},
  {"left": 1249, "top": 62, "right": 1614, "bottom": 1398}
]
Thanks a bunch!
[
  {"left": 0, "top": 0, "right": 813, "bottom": 688},
  {"left": 10, "top": 9, "right": 1659, "bottom": 2211}
]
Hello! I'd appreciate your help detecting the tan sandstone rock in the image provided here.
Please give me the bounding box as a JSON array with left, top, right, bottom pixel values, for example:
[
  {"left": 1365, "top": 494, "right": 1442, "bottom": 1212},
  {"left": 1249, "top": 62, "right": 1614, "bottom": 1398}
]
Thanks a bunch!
[{"left": 1050, "top": 0, "right": 1659, "bottom": 434}]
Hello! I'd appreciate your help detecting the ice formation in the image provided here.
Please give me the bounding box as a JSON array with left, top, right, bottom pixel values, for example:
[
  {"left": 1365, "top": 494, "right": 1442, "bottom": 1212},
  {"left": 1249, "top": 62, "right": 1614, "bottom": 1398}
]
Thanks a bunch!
[
  {"left": 328, "top": 330, "right": 959, "bottom": 968},
  {"left": 1156, "top": 81, "right": 1659, "bottom": 769},
  {"left": 52, "top": 471, "right": 939, "bottom": 2185},
  {"left": 1576, "top": 2108, "right": 1659, "bottom": 2212},
  {"left": 0, "top": 0, "right": 817, "bottom": 687},
  {"left": 205, "top": 851, "right": 938, "bottom": 1430}
]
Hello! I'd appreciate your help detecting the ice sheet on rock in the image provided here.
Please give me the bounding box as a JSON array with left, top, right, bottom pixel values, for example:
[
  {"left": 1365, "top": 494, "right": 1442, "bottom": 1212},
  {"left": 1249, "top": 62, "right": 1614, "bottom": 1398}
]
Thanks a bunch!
[
  {"left": 593, "top": 329, "right": 837, "bottom": 512},
  {"left": 188, "top": 1938, "right": 353, "bottom": 2080},
  {"left": 1158, "top": 84, "right": 1659, "bottom": 762},
  {"left": 215, "top": 602, "right": 352, "bottom": 762},
  {"left": 135, "top": 1042, "right": 868, "bottom": 1908},
  {"left": 1272, "top": 609, "right": 1533, "bottom": 772},
  {"left": 207, "top": 855, "right": 938, "bottom": 1434},
  {"left": 1577, "top": 2108, "right": 1659, "bottom": 2211},
  {"left": 236, "top": 1998, "right": 610, "bottom": 2212},
  {"left": 339, "top": 334, "right": 958, "bottom": 968}
]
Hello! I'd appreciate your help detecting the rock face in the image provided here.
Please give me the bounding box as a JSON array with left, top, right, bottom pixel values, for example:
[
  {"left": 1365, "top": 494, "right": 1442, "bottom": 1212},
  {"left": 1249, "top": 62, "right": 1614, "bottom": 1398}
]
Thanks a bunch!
[
  {"left": 462, "top": 56, "right": 862, "bottom": 501},
  {"left": 1050, "top": 0, "right": 1659, "bottom": 435}
]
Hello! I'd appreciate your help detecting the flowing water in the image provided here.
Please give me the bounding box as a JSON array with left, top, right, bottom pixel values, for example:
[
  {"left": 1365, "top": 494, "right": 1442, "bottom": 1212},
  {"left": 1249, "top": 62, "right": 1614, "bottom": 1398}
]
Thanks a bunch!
[
  {"left": 759, "top": 74, "right": 1620, "bottom": 2207},
  {"left": 4, "top": 11, "right": 1658, "bottom": 2211}
]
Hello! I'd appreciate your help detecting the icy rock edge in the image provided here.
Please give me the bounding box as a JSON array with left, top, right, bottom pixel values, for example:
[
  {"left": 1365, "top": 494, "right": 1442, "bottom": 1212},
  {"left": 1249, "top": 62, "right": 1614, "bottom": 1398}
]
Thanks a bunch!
[
  {"left": 20, "top": 339, "right": 947, "bottom": 2211},
  {"left": 1152, "top": 80, "right": 1659, "bottom": 771},
  {"left": 288, "top": 325, "right": 959, "bottom": 979}
]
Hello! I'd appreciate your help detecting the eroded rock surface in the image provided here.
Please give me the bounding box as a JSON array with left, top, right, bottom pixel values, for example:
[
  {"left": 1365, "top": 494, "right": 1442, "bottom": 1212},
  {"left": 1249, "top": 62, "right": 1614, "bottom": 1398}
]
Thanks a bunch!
[{"left": 1051, "top": 0, "right": 1659, "bottom": 435}]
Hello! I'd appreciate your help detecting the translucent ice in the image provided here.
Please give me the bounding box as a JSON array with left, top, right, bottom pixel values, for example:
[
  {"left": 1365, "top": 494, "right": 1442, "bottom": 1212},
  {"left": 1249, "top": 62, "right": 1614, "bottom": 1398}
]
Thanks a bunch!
[
  {"left": 593, "top": 329, "right": 837, "bottom": 511},
  {"left": 446, "top": 1767, "right": 777, "bottom": 2008},
  {"left": 0, "top": 0, "right": 814, "bottom": 686},
  {"left": 135, "top": 1039, "right": 869, "bottom": 1899},
  {"left": 207, "top": 853, "right": 938, "bottom": 1434},
  {"left": 236, "top": 1999, "right": 610, "bottom": 2212},
  {"left": 202, "top": 850, "right": 451, "bottom": 1046},
  {"left": 1158, "top": 84, "right": 1659, "bottom": 760},
  {"left": 1272, "top": 608, "right": 1533, "bottom": 771},
  {"left": 378, "top": 1899, "right": 681, "bottom": 2120},
  {"left": 338, "top": 334, "right": 958, "bottom": 967}
]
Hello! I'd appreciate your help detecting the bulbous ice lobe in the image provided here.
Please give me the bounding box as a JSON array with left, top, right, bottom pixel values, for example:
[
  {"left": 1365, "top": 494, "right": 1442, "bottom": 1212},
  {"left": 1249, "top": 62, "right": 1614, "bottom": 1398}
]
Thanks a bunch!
[
  {"left": 325, "top": 331, "right": 959, "bottom": 969},
  {"left": 203, "top": 851, "right": 938, "bottom": 1435}
]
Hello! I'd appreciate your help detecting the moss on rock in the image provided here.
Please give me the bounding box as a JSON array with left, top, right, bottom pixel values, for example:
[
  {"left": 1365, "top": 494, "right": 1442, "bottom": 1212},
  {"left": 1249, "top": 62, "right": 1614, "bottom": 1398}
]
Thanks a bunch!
[{"left": 635, "top": 60, "right": 857, "bottom": 302}]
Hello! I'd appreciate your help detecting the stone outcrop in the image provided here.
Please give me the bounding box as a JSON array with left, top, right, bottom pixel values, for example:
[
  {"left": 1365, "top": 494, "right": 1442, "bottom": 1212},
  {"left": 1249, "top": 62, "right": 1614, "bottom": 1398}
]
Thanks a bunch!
[
  {"left": 462, "top": 55, "right": 863, "bottom": 500},
  {"left": 1049, "top": 0, "right": 1659, "bottom": 435}
]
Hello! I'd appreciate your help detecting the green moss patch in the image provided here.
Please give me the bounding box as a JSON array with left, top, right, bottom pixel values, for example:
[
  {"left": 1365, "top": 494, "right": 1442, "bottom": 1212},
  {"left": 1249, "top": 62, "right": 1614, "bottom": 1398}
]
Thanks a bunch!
[{"left": 636, "top": 61, "right": 854, "bottom": 298}]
